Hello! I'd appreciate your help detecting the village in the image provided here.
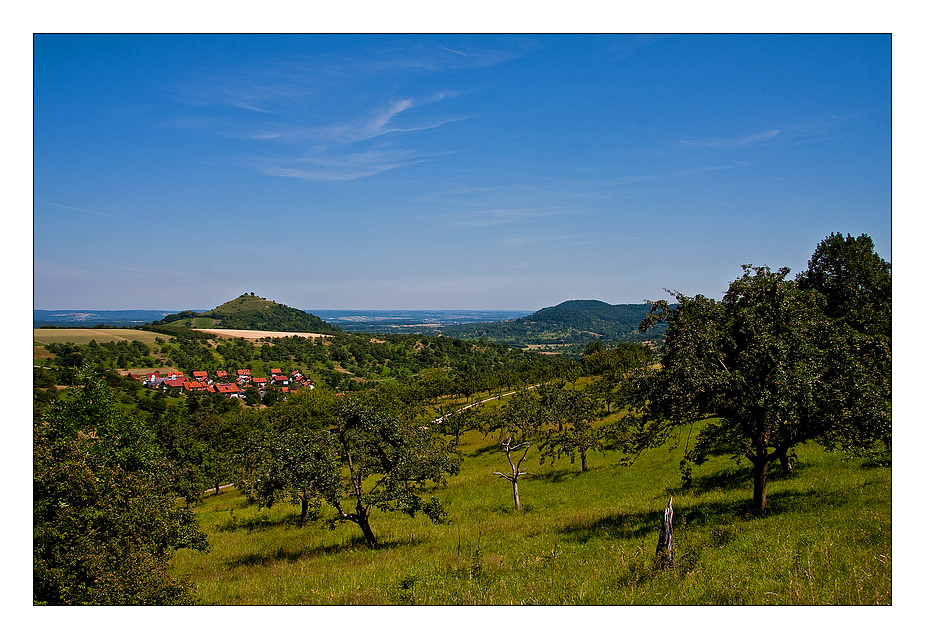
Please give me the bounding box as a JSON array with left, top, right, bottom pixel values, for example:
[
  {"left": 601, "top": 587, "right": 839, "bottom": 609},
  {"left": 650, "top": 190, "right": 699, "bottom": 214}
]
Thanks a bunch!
[{"left": 132, "top": 367, "right": 315, "bottom": 400}]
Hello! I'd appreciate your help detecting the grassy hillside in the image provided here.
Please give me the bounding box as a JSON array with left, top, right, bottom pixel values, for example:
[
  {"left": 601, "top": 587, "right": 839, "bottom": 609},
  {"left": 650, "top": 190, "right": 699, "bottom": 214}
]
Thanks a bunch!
[
  {"left": 169, "top": 425, "right": 891, "bottom": 605},
  {"left": 158, "top": 294, "right": 339, "bottom": 334},
  {"left": 441, "top": 300, "right": 667, "bottom": 350}
]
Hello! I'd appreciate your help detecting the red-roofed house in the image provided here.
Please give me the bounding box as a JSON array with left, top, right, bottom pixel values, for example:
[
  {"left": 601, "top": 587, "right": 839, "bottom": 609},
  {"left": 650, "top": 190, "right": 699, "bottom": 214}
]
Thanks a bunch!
[
  {"left": 158, "top": 379, "right": 185, "bottom": 392},
  {"left": 215, "top": 383, "right": 242, "bottom": 397},
  {"left": 215, "top": 370, "right": 228, "bottom": 379},
  {"left": 192, "top": 371, "right": 208, "bottom": 381}
]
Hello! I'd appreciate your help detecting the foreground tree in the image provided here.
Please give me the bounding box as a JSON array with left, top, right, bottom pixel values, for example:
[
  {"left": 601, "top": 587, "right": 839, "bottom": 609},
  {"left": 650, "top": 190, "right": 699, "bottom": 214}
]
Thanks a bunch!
[
  {"left": 625, "top": 262, "right": 890, "bottom": 511},
  {"left": 34, "top": 367, "right": 208, "bottom": 604},
  {"left": 235, "top": 390, "right": 340, "bottom": 527},
  {"left": 797, "top": 232, "right": 892, "bottom": 460},
  {"left": 324, "top": 398, "right": 460, "bottom": 548},
  {"left": 796, "top": 232, "right": 891, "bottom": 336},
  {"left": 239, "top": 391, "right": 460, "bottom": 549}
]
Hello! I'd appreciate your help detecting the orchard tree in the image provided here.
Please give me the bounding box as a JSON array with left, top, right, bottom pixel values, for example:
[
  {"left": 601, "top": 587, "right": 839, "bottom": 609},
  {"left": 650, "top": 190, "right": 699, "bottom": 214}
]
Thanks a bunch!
[
  {"left": 487, "top": 388, "right": 546, "bottom": 509},
  {"left": 796, "top": 232, "right": 891, "bottom": 336},
  {"left": 625, "top": 262, "right": 889, "bottom": 511},
  {"left": 34, "top": 367, "right": 207, "bottom": 604},
  {"left": 235, "top": 389, "right": 339, "bottom": 527},
  {"left": 797, "top": 232, "right": 891, "bottom": 459},
  {"left": 538, "top": 386, "right": 601, "bottom": 472},
  {"left": 324, "top": 398, "right": 460, "bottom": 548},
  {"left": 240, "top": 390, "right": 459, "bottom": 549}
]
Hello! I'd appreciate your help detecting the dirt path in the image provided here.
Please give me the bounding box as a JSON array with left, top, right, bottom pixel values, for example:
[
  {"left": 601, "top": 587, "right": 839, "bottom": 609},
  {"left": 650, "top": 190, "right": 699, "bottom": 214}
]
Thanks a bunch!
[{"left": 433, "top": 385, "right": 539, "bottom": 424}]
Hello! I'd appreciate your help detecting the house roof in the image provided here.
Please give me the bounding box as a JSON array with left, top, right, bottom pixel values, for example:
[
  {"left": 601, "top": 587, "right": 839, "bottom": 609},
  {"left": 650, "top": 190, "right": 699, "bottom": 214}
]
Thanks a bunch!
[{"left": 215, "top": 383, "right": 241, "bottom": 394}]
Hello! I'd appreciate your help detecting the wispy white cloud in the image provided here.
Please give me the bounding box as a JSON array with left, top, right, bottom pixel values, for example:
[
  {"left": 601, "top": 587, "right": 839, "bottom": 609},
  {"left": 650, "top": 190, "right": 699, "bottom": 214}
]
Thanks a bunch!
[
  {"left": 39, "top": 202, "right": 177, "bottom": 231},
  {"left": 681, "top": 129, "right": 780, "bottom": 151},
  {"left": 161, "top": 41, "right": 529, "bottom": 181},
  {"left": 436, "top": 206, "right": 580, "bottom": 229},
  {"left": 260, "top": 147, "right": 447, "bottom": 181}
]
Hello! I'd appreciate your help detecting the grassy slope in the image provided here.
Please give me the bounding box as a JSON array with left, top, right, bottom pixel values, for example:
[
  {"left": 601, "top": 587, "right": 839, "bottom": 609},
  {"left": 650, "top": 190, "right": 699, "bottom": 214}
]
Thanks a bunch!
[{"left": 170, "top": 423, "right": 891, "bottom": 605}]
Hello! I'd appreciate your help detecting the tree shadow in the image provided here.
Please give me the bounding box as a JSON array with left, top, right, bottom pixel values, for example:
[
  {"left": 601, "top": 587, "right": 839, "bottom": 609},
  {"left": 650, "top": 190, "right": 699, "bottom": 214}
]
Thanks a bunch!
[
  {"left": 685, "top": 459, "right": 813, "bottom": 497},
  {"left": 216, "top": 512, "right": 307, "bottom": 532},
  {"left": 471, "top": 441, "right": 504, "bottom": 457},
  {"left": 224, "top": 535, "right": 422, "bottom": 569},
  {"left": 535, "top": 466, "right": 583, "bottom": 483},
  {"left": 558, "top": 508, "right": 661, "bottom": 543}
]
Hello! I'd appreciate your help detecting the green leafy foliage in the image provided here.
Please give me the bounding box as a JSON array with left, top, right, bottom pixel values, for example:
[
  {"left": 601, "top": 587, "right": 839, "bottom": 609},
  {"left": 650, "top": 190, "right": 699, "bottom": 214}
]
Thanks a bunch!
[
  {"left": 233, "top": 389, "right": 460, "bottom": 549},
  {"left": 625, "top": 249, "right": 891, "bottom": 510},
  {"left": 34, "top": 367, "right": 208, "bottom": 604}
]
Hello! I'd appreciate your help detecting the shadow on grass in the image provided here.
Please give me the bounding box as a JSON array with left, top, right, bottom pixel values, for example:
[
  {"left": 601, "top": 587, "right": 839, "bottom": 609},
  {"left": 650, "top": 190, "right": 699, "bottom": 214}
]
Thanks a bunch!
[
  {"left": 559, "top": 481, "right": 849, "bottom": 548},
  {"left": 535, "top": 466, "right": 583, "bottom": 483},
  {"left": 217, "top": 512, "right": 308, "bottom": 533},
  {"left": 224, "top": 535, "right": 423, "bottom": 569},
  {"left": 471, "top": 441, "right": 504, "bottom": 457},
  {"left": 558, "top": 508, "right": 661, "bottom": 543},
  {"left": 684, "top": 459, "right": 814, "bottom": 497}
]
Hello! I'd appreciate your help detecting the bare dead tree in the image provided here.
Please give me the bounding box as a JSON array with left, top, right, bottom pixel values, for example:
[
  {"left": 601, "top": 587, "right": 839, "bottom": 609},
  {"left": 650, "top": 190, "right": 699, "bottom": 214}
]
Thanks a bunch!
[
  {"left": 655, "top": 495, "right": 674, "bottom": 568},
  {"left": 493, "top": 437, "right": 534, "bottom": 510}
]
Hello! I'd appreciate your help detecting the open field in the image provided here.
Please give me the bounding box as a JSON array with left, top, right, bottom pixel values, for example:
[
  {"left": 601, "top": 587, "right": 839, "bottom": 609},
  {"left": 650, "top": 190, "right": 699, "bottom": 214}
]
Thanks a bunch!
[
  {"left": 33, "top": 328, "right": 165, "bottom": 346},
  {"left": 170, "top": 429, "right": 891, "bottom": 605},
  {"left": 192, "top": 328, "right": 330, "bottom": 341}
]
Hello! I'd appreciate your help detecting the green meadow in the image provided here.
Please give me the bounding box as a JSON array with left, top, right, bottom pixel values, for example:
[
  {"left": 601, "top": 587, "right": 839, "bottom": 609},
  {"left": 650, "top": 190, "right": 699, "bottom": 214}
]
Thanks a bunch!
[{"left": 169, "top": 425, "right": 891, "bottom": 605}]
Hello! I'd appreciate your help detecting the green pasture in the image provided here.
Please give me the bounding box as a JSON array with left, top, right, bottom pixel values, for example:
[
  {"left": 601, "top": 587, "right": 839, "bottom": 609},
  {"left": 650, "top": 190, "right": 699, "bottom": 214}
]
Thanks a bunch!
[{"left": 170, "top": 426, "right": 891, "bottom": 605}]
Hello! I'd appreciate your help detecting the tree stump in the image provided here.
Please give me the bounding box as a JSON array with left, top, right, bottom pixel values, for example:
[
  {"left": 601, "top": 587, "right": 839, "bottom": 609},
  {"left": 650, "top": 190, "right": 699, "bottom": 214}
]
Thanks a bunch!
[{"left": 655, "top": 495, "right": 674, "bottom": 568}]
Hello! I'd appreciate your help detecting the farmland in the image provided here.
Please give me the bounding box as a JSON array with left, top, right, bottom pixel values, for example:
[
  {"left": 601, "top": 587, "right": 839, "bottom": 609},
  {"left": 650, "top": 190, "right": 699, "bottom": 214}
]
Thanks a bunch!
[{"left": 34, "top": 327, "right": 165, "bottom": 346}]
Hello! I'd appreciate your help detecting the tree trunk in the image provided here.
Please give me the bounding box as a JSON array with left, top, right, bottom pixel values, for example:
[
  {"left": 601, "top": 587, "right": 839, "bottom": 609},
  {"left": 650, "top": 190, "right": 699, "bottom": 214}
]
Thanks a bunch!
[
  {"left": 655, "top": 496, "right": 674, "bottom": 568},
  {"left": 753, "top": 457, "right": 771, "bottom": 510},
  {"left": 580, "top": 447, "right": 588, "bottom": 472},
  {"left": 300, "top": 493, "right": 309, "bottom": 527},
  {"left": 512, "top": 478, "right": 521, "bottom": 510},
  {"left": 354, "top": 511, "right": 380, "bottom": 550},
  {"left": 214, "top": 481, "right": 220, "bottom": 496}
]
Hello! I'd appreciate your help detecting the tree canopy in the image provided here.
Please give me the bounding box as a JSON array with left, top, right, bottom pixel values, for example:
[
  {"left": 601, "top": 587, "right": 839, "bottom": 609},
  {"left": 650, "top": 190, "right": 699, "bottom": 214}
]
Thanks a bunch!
[
  {"left": 625, "top": 245, "right": 891, "bottom": 510},
  {"left": 34, "top": 368, "right": 208, "bottom": 604}
]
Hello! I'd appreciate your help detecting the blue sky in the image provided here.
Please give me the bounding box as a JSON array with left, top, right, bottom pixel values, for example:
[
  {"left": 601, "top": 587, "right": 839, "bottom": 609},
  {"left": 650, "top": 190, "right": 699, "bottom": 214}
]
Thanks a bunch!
[{"left": 33, "top": 34, "right": 892, "bottom": 311}]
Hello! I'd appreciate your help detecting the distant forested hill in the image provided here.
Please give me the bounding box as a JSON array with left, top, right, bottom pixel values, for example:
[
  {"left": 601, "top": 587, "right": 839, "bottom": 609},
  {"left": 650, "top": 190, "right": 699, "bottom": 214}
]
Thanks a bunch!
[
  {"left": 154, "top": 294, "right": 340, "bottom": 333},
  {"left": 439, "top": 300, "right": 666, "bottom": 348}
]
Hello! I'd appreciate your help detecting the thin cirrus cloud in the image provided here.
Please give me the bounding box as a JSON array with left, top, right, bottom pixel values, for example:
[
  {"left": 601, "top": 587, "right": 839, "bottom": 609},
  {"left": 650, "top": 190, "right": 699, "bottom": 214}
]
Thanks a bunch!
[
  {"left": 252, "top": 94, "right": 470, "bottom": 181},
  {"left": 163, "top": 45, "right": 524, "bottom": 181},
  {"left": 680, "top": 129, "right": 781, "bottom": 151},
  {"left": 261, "top": 147, "right": 447, "bottom": 182}
]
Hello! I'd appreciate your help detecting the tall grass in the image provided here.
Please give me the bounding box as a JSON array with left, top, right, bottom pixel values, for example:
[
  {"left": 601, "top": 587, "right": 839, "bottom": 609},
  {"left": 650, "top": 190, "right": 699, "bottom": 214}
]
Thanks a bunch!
[{"left": 170, "top": 427, "right": 890, "bottom": 605}]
